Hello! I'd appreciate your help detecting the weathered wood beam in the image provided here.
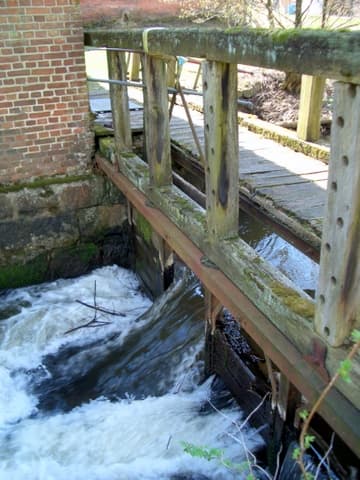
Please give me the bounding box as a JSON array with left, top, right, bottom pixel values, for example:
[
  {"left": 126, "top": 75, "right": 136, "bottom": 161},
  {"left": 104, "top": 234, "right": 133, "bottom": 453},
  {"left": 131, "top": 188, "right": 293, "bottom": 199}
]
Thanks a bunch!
[
  {"left": 95, "top": 150, "right": 360, "bottom": 457},
  {"left": 315, "top": 82, "right": 360, "bottom": 346},
  {"left": 297, "top": 75, "right": 326, "bottom": 142},
  {"left": 98, "top": 139, "right": 360, "bottom": 414},
  {"left": 106, "top": 50, "right": 132, "bottom": 159},
  {"left": 142, "top": 54, "right": 172, "bottom": 187},
  {"left": 85, "top": 28, "right": 360, "bottom": 84},
  {"left": 128, "top": 52, "right": 141, "bottom": 81},
  {"left": 203, "top": 61, "right": 239, "bottom": 240}
]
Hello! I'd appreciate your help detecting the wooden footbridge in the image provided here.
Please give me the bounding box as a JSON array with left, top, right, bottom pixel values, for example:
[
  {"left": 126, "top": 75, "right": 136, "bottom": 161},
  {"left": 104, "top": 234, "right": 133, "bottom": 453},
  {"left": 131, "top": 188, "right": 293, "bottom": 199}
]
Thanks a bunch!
[{"left": 84, "top": 27, "right": 360, "bottom": 458}]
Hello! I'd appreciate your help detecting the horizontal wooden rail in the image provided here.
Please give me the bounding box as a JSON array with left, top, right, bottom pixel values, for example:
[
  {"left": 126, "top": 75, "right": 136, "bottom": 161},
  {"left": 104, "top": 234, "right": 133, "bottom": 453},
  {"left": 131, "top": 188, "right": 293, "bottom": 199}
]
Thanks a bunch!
[
  {"left": 84, "top": 27, "right": 360, "bottom": 84},
  {"left": 95, "top": 151, "right": 360, "bottom": 457}
]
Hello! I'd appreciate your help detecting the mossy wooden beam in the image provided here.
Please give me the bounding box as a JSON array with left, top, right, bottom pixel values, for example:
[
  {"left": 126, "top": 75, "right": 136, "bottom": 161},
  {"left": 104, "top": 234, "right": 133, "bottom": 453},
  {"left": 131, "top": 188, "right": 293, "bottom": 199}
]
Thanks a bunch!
[
  {"left": 142, "top": 54, "right": 172, "bottom": 187},
  {"left": 315, "top": 82, "right": 360, "bottom": 346},
  {"left": 95, "top": 151, "right": 360, "bottom": 455},
  {"left": 107, "top": 50, "right": 132, "bottom": 160},
  {"left": 203, "top": 60, "right": 239, "bottom": 240},
  {"left": 128, "top": 52, "right": 141, "bottom": 81},
  {"left": 97, "top": 146, "right": 360, "bottom": 413},
  {"left": 84, "top": 28, "right": 360, "bottom": 83}
]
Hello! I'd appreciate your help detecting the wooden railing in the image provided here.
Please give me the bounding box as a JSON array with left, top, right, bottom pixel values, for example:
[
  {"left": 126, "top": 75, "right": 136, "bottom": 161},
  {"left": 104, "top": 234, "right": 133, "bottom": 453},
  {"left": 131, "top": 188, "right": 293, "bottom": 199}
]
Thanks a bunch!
[{"left": 84, "top": 27, "right": 360, "bottom": 454}]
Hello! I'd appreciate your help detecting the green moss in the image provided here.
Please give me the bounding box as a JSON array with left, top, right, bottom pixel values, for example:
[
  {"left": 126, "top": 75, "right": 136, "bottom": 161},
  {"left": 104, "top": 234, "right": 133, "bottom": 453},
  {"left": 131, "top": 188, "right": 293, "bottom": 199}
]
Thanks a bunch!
[
  {"left": 93, "top": 124, "right": 114, "bottom": 137},
  {"left": 271, "top": 282, "right": 315, "bottom": 320},
  {"left": 0, "top": 254, "right": 48, "bottom": 290},
  {"left": 0, "top": 174, "right": 93, "bottom": 194},
  {"left": 135, "top": 213, "right": 152, "bottom": 244},
  {"left": 72, "top": 243, "right": 98, "bottom": 263}
]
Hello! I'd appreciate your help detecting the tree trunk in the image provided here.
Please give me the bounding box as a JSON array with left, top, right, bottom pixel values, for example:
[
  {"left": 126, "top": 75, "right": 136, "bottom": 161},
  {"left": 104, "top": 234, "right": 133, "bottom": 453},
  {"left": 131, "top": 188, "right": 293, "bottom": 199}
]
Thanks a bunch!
[
  {"left": 283, "top": 0, "right": 302, "bottom": 93},
  {"left": 282, "top": 71, "right": 302, "bottom": 94}
]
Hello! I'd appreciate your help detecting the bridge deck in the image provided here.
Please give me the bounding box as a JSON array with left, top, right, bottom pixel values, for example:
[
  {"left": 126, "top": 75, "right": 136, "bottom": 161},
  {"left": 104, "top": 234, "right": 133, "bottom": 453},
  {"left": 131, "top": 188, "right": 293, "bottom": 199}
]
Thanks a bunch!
[
  {"left": 124, "top": 87, "right": 327, "bottom": 251},
  {"left": 92, "top": 88, "right": 327, "bottom": 251}
]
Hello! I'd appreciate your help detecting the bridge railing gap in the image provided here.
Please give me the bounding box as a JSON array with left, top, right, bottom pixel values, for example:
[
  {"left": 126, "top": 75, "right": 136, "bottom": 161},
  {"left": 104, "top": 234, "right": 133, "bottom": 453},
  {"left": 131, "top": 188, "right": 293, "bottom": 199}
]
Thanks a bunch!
[{"left": 86, "top": 27, "right": 360, "bottom": 457}]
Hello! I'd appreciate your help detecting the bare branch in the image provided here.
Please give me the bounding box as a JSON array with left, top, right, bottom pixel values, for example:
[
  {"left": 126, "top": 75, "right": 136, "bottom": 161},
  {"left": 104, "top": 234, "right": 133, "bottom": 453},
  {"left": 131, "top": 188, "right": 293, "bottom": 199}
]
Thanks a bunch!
[
  {"left": 75, "top": 299, "right": 126, "bottom": 317},
  {"left": 64, "top": 318, "right": 112, "bottom": 335}
]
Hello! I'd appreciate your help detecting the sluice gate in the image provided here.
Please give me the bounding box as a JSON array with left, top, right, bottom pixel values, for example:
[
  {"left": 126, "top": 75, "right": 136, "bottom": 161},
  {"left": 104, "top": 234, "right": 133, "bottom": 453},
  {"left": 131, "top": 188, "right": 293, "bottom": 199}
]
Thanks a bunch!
[{"left": 84, "top": 27, "right": 360, "bottom": 458}]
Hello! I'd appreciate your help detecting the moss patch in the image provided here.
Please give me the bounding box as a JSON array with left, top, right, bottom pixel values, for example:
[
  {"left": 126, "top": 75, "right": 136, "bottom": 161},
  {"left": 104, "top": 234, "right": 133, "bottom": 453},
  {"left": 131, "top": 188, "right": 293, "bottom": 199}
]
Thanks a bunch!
[
  {"left": 0, "top": 254, "right": 48, "bottom": 290},
  {"left": 135, "top": 213, "right": 152, "bottom": 244},
  {"left": 271, "top": 282, "right": 315, "bottom": 320},
  {"left": 0, "top": 174, "right": 93, "bottom": 194}
]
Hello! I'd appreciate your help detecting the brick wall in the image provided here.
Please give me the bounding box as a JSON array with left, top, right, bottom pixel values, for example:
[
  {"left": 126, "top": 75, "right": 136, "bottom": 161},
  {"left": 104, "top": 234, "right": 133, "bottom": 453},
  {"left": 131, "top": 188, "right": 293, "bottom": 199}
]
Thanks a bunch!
[{"left": 0, "top": 0, "right": 93, "bottom": 185}]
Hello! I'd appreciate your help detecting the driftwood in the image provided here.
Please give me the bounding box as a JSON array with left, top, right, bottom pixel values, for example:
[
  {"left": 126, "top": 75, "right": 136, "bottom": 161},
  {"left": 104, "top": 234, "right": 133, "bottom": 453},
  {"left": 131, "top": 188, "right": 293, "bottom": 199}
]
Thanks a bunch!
[{"left": 64, "top": 280, "right": 125, "bottom": 335}]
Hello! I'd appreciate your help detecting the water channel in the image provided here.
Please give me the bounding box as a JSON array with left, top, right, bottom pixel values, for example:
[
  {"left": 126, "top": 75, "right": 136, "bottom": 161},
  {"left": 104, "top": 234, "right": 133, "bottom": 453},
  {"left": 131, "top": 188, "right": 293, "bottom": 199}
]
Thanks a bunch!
[{"left": 0, "top": 214, "right": 319, "bottom": 479}]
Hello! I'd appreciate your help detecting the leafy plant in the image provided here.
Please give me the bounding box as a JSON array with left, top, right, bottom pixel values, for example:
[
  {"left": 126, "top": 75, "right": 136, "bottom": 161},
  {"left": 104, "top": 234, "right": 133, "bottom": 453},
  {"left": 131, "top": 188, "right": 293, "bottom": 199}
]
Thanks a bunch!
[{"left": 296, "top": 329, "right": 360, "bottom": 479}]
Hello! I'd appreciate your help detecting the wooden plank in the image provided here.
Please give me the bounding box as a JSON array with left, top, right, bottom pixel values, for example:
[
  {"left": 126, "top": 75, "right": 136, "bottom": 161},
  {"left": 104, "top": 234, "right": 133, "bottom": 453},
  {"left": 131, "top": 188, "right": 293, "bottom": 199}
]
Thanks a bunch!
[
  {"left": 142, "top": 54, "right": 172, "bottom": 187},
  {"left": 107, "top": 50, "right": 132, "bottom": 159},
  {"left": 315, "top": 82, "right": 360, "bottom": 346},
  {"left": 297, "top": 75, "right": 326, "bottom": 142},
  {"left": 84, "top": 28, "right": 360, "bottom": 84},
  {"left": 96, "top": 151, "right": 360, "bottom": 456},
  {"left": 128, "top": 52, "right": 141, "bottom": 81},
  {"left": 203, "top": 60, "right": 239, "bottom": 240},
  {"left": 96, "top": 148, "right": 360, "bottom": 419}
]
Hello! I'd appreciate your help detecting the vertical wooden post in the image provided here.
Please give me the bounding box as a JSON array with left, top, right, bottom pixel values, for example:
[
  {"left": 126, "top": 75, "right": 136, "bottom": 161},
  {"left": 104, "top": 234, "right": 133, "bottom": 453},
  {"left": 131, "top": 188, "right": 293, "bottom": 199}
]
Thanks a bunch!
[
  {"left": 107, "top": 50, "right": 132, "bottom": 166},
  {"left": 142, "top": 54, "right": 172, "bottom": 187},
  {"left": 297, "top": 75, "right": 326, "bottom": 142},
  {"left": 166, "top": 58, "right": 177, "bottom": 88},
  {"left": 203, "top": 61, "right": 239, "bottom": 241},
  {"left": 128, "top": 52, "right": 141, "bottom": 81},
  {"left": 315, "top": 82, "right": 360, "bottom": 346}
]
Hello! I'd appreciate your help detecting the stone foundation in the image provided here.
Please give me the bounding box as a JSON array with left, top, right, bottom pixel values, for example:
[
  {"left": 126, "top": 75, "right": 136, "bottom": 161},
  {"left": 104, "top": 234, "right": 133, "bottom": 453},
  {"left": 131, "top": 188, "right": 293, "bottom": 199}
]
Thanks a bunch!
[{"left": 0, "top": 175, "right": 134, "bottom": 289}]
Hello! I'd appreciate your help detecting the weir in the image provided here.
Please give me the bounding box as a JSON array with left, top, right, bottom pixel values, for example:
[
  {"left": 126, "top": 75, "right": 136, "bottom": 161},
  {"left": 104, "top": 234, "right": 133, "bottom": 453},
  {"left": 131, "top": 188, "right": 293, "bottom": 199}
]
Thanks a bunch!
[
  {"left": 84, "top": 27, "right": 360, "bottom": 458},
  {"left": 1, "top": 0, "right": 360, "bottom": 471}
]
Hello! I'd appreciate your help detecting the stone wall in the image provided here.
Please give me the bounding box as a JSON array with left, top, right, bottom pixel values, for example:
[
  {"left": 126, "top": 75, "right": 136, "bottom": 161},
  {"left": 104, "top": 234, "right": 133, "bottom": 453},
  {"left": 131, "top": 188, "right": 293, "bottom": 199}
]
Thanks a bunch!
[
  {"left": 0, "top": 176, "right": 134, "bottom": 289},
  {"left": 0, "top": 0, "right": 93, "bottom": 185},
  {"left": 0, "top": 2, "right": 134, "bottom": 288}
]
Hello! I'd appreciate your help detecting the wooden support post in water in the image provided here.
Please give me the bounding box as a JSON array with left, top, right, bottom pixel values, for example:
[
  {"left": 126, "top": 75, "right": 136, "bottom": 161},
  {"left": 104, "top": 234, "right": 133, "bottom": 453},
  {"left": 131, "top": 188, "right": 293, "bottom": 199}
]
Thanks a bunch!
[
  {"left": 205, "top": 289, "right": 222, "bottom": 335},
  {"left": 107, "top": 50, "right": 132, "bottom": 166},
  {"left": 128, "top": 52, "right": 141, "bottom": 81},
  {"left": 297, "top": 75, "right": 326, "bottom": 142},
  {"left": 203, "top": 61, "right": 239, "bottom": 240},
  {"left": 315, "top": 82, "right": 360, "bottom": 346},
  {"left": 142, "top": 54, "right": 172, "bottom": 187}
]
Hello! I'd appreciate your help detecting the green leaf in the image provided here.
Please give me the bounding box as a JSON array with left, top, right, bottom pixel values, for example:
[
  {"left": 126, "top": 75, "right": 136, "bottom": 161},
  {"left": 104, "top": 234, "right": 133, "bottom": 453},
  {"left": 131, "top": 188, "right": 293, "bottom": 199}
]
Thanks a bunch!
[
  {"left": 292, "top": 447, "right": 300, "bottom": 460},
  {"left": 351, "top": 329, "right": 360, "bottom": 343},
  {"left": 304, "top": 435, "right": 316, "bottom": 449},
  {"left": 304, "top": 472, "right": 315, "bottom": 480},
  {"left": 338, "top": 358, "right": 353, "bottom": 383},
  {"left": 299, "top": 409, "right": 309, "bottom": 420},
  {"left": 181, "top": 442, "right": 223, "bottom": 462}
]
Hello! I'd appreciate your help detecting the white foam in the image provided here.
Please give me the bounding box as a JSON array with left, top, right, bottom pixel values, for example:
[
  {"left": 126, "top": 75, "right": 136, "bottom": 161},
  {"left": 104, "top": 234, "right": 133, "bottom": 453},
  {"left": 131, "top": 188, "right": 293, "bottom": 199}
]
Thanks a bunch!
[
  {"left": 0, "top": 265, "right": 263, "bottom": 480},
  {"left": 0, "top": 380, "right": 260, "bottom": 480}
]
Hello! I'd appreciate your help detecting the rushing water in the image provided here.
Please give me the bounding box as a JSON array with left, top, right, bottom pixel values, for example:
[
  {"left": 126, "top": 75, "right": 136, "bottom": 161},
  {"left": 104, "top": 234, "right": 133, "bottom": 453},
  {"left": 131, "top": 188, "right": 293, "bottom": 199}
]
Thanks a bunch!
[
  {"left": 0, "top": 211, "right": 321, "bottom": 480},
  {"left": 0, "top": 265, "right": 266, "bottom": 480}
]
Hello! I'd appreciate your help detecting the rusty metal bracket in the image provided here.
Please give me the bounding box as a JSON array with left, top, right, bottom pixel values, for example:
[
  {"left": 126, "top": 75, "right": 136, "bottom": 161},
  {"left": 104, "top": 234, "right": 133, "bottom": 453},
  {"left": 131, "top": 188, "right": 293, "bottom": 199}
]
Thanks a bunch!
[{"left": 304, "top": 338, "right": 330, "bottom": 383}]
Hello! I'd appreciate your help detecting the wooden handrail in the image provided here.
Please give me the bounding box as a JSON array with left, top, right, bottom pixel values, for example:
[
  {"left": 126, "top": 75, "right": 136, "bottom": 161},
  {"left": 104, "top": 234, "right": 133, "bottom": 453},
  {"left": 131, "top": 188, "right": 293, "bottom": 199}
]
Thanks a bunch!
[{"left": 84, "top": 27, "right": 360, "bottom": 84}]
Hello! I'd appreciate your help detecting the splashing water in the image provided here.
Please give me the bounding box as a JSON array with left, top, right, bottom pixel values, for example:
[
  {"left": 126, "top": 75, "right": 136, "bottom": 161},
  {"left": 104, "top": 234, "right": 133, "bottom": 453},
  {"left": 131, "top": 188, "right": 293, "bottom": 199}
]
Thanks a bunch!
[{"left": 0, "top": 265, "right": 263, "bottom": 480}]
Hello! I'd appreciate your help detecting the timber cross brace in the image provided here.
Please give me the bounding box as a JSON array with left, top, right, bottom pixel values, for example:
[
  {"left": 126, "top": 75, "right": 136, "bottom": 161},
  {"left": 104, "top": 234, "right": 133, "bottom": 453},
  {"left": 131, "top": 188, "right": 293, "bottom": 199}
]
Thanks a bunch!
[{"left": 86, "top": 27, "right": 360, "bottom": 457}]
